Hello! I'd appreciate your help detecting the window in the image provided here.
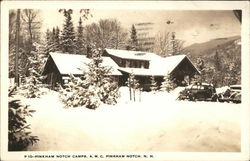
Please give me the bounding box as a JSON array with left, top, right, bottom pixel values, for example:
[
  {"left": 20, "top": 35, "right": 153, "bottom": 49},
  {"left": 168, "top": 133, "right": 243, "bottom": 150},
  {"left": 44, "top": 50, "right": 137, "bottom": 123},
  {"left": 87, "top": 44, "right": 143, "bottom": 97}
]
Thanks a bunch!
[
  {"left": 135, "top": 61, "right": 139, "bottom": 68},
  {"left": 122, "top": 60, "right": 125, "bottom": 66},
  {"left": 141, "top": 62, "right": 145, "bottom": 68},
  {"left": 125, "top": 60, "right": 130, "bottom": 67},
  {"left": 62, "top": 76, "right": 70, "bottom": 84},
  {"left": 130, "top": 60, "right": 134, "bottom": 68}
]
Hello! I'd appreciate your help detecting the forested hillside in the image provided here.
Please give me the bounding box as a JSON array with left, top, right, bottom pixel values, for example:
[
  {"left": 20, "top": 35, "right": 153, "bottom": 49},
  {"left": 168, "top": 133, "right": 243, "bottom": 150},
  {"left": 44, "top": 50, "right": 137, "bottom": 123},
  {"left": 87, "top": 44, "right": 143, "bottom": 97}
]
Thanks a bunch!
[
  {"left": 185, "top": 36, "right": 240, "bottom": 57},
  {"left": 185, "top": 36, "right": 241, "bottom": 87}
]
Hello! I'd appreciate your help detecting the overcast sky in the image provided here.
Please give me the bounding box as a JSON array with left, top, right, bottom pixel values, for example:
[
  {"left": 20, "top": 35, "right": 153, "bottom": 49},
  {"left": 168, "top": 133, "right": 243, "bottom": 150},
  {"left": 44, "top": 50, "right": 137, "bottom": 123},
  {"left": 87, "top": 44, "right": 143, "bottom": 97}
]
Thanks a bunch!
[{"left": 41, "top": 10, "right": 240, "bottom": 47}]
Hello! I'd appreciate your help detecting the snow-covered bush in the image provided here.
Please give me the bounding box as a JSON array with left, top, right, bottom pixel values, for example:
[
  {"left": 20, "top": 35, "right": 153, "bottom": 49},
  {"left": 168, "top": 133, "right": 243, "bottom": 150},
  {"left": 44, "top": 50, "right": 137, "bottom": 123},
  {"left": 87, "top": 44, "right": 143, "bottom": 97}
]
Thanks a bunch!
[
  {"left": 18, "top": 68, "right": 46, "bottom": 98},
  {"left": 59, "top": 75, "right": 88, "bottom": 107},
  {"left": 99, "top": 79, "right": 120, "bottom": 105},
  {"left": 59, "top": 48, "right": 120, "bottom": 109},
  {"left": 160, "top": 74, "right": 176, "bottom": 92},
  {"left": 8, "top": 86, "right": 39, "bottom": 151},
  {"left": 190, "top": 74, "right": 202, "bottom": 85}
]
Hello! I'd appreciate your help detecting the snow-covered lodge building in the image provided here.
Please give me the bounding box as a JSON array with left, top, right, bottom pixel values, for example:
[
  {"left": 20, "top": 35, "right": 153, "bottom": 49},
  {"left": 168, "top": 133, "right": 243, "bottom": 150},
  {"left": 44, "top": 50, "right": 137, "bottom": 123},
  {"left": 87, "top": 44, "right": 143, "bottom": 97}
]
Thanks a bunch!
[{"left": 42, "top": 49, "right": 199, "bottom": 89}]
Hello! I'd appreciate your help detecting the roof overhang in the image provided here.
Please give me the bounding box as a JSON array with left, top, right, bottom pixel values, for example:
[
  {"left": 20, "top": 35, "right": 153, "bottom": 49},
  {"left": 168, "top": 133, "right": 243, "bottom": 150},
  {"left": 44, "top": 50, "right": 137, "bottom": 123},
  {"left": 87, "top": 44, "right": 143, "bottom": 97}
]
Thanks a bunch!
[{"left": 43, "top": 52, "right": 122, "bottom": 76}]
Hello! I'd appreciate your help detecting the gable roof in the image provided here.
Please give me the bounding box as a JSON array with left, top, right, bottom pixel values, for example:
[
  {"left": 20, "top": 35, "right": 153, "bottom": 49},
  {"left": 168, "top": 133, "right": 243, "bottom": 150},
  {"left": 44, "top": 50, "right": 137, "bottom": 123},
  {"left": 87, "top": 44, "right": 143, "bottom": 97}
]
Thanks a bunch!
[
  {"left": 105, "top": 48, "right": 161, "bottom": 61},
  {"left": 44, "top": 52, "right": 122, "bottom": 76},
  {"left": 150, "top": 55, "right": 186, "bottom": 73},
  {"left": 118, "top": 55, "right": 199, "bottom": 76}
]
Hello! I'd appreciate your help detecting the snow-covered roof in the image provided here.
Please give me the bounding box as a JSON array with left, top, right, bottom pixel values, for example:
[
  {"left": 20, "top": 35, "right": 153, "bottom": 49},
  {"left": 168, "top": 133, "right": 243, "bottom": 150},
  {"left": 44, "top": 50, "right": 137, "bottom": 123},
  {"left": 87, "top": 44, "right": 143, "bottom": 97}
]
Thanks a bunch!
[
  {"left": 48, "top": 52, "right": 122, "bottom": 76},
  {"left": 105, "top": 48, "right": 161, "bottom": 61},
  {"left": 45, "top": 51, "right": 198, "bottom": 77},
  {"left": 104, "top": 49, "right": 198, "bottom": 76},
  {"left": 118, "top": 55, "right": 197, "bottom": 76},
  {"left": 150, "top": 55, "right": 187, "bottom": 74}
]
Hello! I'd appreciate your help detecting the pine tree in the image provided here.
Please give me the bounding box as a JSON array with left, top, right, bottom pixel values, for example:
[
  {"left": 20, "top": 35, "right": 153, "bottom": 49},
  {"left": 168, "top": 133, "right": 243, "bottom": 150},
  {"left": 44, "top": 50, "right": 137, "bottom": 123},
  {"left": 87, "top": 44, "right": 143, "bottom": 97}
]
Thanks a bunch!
[
  {"left": 84, "top": 52, "right": 119, "bottom": 107},
  {"left": 169, "top": 32, "right": 180, "bottom": 56},
  {"left": 167, "top": 32, "right": 186, "bottom": 56},
  {"left": 19, "top": 42, "right": 47, "bottom": 98},
  {"left": 54, "top": 26, "right": 61, "bottom": 52},
  {"left": 52, "top": 27, "right": 56, "bottom": 42},
  {"left": 51, "top": 27, "right": 56, "bottom": 51},
  {"left": 224, "top": 62, "right": 240, "bottom": 86},
  {"left": 60, "top": 9, "right": 76, "bottom": 54},
  {"left": 76, "top": 17, "right": 86, "bottom": 55},
  {"left": 150, "top": 75, "right": 158, "bottom": 92},
  {"left": 59, "top": 74, "right": 88, "bottom": 107},
  {"left": 59, "top": 47, "right": 119, "bottom": 109},
  {"left": 160, "top": 74, "right": 176, "bottom": 92},
  {"left": 44, "top": 28, "right": 61, "bottom": 55},
  {"left": 214, "top": 50, "right": 221, "bottom": 71},
  {"left": 8, "top": 86, "right": 39, "bottom": 151},
  {"left": 127, "top": 25, "right": 138, "bottom": 51},
  {"left": 44, "top": 29, "right": 54, "bottom": 55}
]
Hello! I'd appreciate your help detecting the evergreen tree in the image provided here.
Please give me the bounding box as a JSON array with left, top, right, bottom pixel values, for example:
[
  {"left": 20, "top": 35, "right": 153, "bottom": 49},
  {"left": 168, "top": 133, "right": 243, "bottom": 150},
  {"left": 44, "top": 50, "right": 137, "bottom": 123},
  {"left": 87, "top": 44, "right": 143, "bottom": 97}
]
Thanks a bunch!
[
  {"left": 54, "top": 26, "right": 61, "bottom": 52},
  {"left": 52, "top": 27, "right": 56, "bottom": 42},
  {"left": 19, "top": 42, "right": 47, "bottom": 98},
  {"left": 224, "top": 62, "right": 240, "bottom": 86},
  {"left": 51, "top": 27, "right": 56, "bottom": 51},
  {"left": 44, "top": 29, "right": 54, "bottom": 55},
  {"left": 84, "top": 52, "right": 119, "bottom": 107},
  {"left": 170, "top": 32, "right": 177, "bottom": 55},
  {"left": 150, "top": 75, "right": 157, "bottom": 92},
  {"left": 60, "top": 9, "right": 76, "bottom": 54},
  {"left": 127, "top": 25, "right": 138, "bottom": 51},
  {"left": 168, "top": 32, "right": 185, "bottom": 56},
  {"left": 214, "top": 50, "right": 221, "bottom": 71},
  {"left": 160, "top": 74, "right": 176, "bottom": 92},
  {"left": 59, "top": 47, "right": 119, "bottom": 109},
  {"left": 76, "top": 17, "right": 86, "bottom": 55},
  {"left": 8, "top": 86, "right": 39, "bottom": 151}
]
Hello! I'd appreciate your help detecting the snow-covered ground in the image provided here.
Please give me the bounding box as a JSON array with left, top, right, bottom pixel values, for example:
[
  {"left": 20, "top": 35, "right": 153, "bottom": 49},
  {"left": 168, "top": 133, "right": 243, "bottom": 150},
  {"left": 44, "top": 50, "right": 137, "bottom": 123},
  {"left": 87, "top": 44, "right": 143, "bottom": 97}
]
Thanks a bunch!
[{"left": 23, "top": 87, "right": 240, "bottom": 152}]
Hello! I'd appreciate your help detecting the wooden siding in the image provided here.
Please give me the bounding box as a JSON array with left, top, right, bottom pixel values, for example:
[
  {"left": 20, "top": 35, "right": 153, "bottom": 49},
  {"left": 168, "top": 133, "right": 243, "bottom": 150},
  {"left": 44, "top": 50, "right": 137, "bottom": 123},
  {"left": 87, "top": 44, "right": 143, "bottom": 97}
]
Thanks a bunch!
[
  {"left": 43, "top": 56, "right": 62, "bottom": 89},
  {"left": 171, "top": 57, "right": 198, "bottom": 85}
]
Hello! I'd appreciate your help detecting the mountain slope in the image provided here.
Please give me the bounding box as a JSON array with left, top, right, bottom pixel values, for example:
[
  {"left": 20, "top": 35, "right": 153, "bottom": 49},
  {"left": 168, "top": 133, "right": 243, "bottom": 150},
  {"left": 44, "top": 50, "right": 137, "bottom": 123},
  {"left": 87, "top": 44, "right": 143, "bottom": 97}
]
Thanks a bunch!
[{"left": 185, "top": 35, "right": 240, "bottom": 57}]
